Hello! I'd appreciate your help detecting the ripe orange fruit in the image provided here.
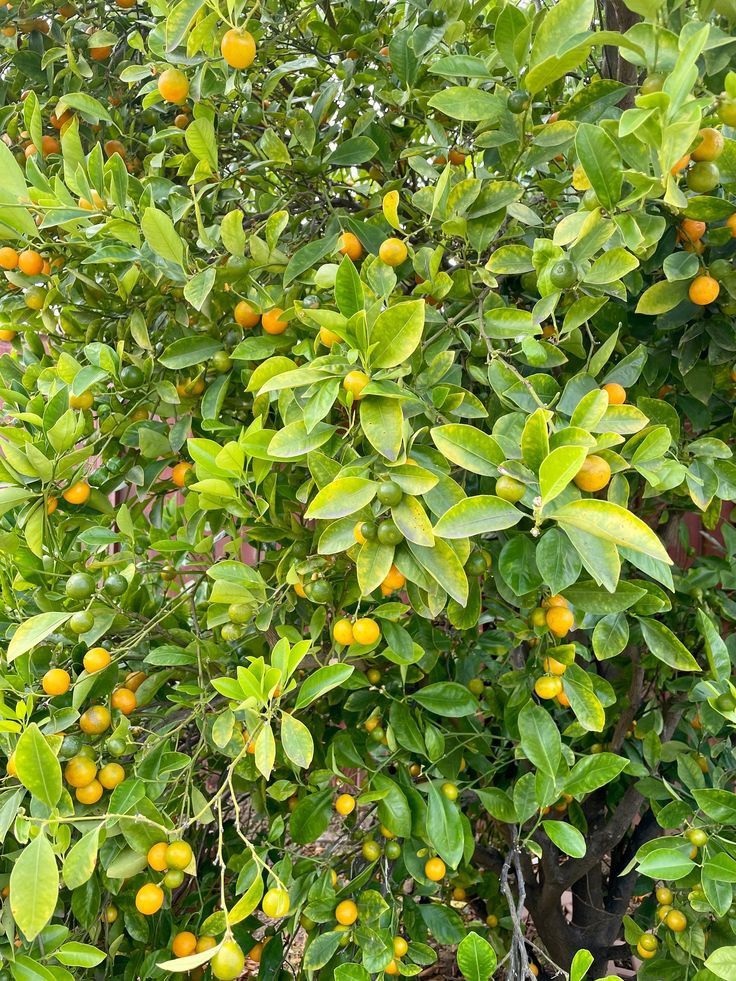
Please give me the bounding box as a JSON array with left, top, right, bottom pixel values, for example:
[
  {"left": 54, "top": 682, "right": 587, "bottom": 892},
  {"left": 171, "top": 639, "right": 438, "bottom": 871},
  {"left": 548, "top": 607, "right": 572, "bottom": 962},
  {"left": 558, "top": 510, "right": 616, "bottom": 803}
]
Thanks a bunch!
[
  {"left": 63, "top": 481, "right": 91, "bottom": 505},
  {"left": 542, "top": 656, "right": 567, "bottom": 676},
  {"left": 111, "top": 687, "right": 136, "bottom": 715},
  {"left": 172, "top": 931, "right": 197, "bottom": 957},
  {"left": 18, "top": 250, "right": 44, "bottom": 276},
  {"left": 448, "top": 148, "right": 466, "bottom": 165},
  {"left": 678, "top": 218, "right": 706, "bottom": 243},
  {"left": 665, "top": 909, "right": 687, "bottom": 932},
  {"left": 158, "top": 68, "right": 189, "bottom": 104},
  {"left": 343, "top": 370, "right": 370, "bottom": 399},
  {"left": 83, "top": 647, "right": 111, "bottom": 673},
  {"left": 89, "top": 44, "right": 112, "bottom": 61},
  {"left": 425, "top": 857, "right": 446, "bottom": 881},
  {"left": 333, "top": 618, "right": 355, "bottom": 645},
  {"left": 602, "top": 382, "right": 626, "bottom": 404},
  {"left": 171, "top": 461, "right": 192, "bottom": 488},
  {"left": 534, "top": 675, "right": 563, "bottom": 699},
  {"left": 727, "top": 213, "right": 736, "bottom": 238},
  {"left": 135, "top": 883, "right": 164, "bottom": 915},
  {"left": 335, "top": 793, "right": 355, "bottom": 816},
  {"left": 692, "top": 127, "right": 724, "bottom": 162},
  {"left": 339, "top": 231, "right": 363, "bottom": 261},
  {"left": 393, "top": 936, "right": 408, "bottom": 957},
  {"left": 125, "top": 671, "right": 147, "bottom": 692},
  {"left": 262, "top": 307, "right": 288, "bottom": 334},
  {"left": 116, "top": 0, "right": 136, "bottom": 7},
  {"left": 546, "top": 607, "right": 575, "bottom": 638},
  {"left": 0, "top": 247, "right": 19, "bottom": 270},
  {"left": 234, "top": 300, "right": 260, "bottom": 328},
  {"left": 148, "top": 841, "right": 169, "bottom": 872},
  {"left": 385, "top": 961, "right": 399, "bottom": 975},
  {"left": 76, "top": 779, "right": 103, "bottom": 804},
  {"left": 46, "top": 496, "right": 58, "bottom": 515},
  {"left": 573, "top": 454, "right": 611, "bottom": 492},
  {"left": 98, "top": 763, "right": 125, "bottom": 789},
  {"left": 689, "top": 274, "right": 720, "bottom": 305},
  {"left": 103, "top": 139, "right": 126, "bottom": 159},
  {"left": 557, "top": 690, "right": 571, "bottom": 707},
  {"left": 353, "top": 617, "right": 380, "bottom": 645},
  {"left": 319, "top": 326, "right": 341, "bottom": 347},
  {"left": 335, "top": 899, "right": 359, "bottom": 925},
  {"left": 220, "top": 28, "right": 256, "bottom": 69},
  {"left": 42, "top": 668, "right": 70, "bottom": 695},
  {"left": 196, "top": 936, "right": 217, "bottom": 952},
  {"left": 670, "top": 153, "right": 690, "bottom": 175},
  {"left": 176, "top": 377, "right": 204, "bottom": 398},
  {"left": 379, "top": 237, "right": 408, "bottom": 266},
  {"left": 64, "top": 756, "right": 97, "bottom": 788},
  {"left": 382, "top": 565, "right": 406, "bottom": 591},
  {"left": 40, "top": 135, "right": 60, "bottom": 156},
  {"left": 0, "top": 330, "right": 16, "bottom": 342},
  {"left": 293, "top": 580, "right": 307, "bottom": 597},
  {"left": 79, "top": 705, "right": 111, "bottom": 735}
]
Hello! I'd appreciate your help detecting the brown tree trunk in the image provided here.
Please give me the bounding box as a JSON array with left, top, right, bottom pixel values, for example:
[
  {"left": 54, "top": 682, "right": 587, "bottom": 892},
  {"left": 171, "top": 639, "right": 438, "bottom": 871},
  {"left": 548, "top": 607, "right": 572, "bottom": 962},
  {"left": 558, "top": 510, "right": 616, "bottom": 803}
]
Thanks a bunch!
[{"left": 602, "top": 0, "right": 641, "bottom": 108}]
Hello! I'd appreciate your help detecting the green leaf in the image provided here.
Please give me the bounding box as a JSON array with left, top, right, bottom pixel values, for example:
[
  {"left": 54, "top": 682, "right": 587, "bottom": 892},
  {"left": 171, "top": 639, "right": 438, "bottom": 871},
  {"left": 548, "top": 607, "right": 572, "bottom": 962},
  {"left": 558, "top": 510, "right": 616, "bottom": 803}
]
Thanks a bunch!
[
  {"left": 696, "top": 610, "right": 730, "bottom": 681},
  {"left": 539, "top": 446, "right": 587, "bottom": 505},
  {"left": 456, "top": 932, "right": 497, "bottom": 981},
  {"left": 290, "top": 789, "right": 332, "bottom": 844},
  {"left": 141, "top": 207, "right": 185, "bottom": 269},
  {"left": 428, "top": 56, "right": 492, "bottom": 79},
  {"left": 229, "top": 872, "right": 264, "bottom": 924},
  {"left": 373, "top": 774, "right": 412, "bottom": 837},
  {"left": 15, "top": 723, "right": 62, "bottom": 809},
  {"left": 328, "top": 136, "right": 378, "bottom": 166},
  {"left": 518, "top": 703, "right": 561, "bottom": 777},
  {"left": 542, "top": 821, "right": 586, "bottom": 858},
  {"left": 369, "top": 300, "right": 425, "bottom": 369},
  {"left": 160, "top": 336, "right": 221, "bottom": 369},
  {"left": 535, "top": 528, "right": 582, "bottom": 595},
  {"left": 55, "top": 942, "right": 107, "bottom": 968},
  {"left": 635, "top": 279, "right": 689, "bottom": 314},
  {"left": 165, "top": 0, "right": 205, "bottom": 49},
  {"left": 705, "top": 948, "right": 736, "bottom": 981},
  {"left": 521, "top": 408, "right": 550, "bottom": 472},
  {"left": 8, "top": 612, "right": 71, "bottom": 662},
  {"left": 430, "top": 425, "right": 504, "bottom": 476},
  {"left": 433, "top": 495, "right": 521, "bottom": 539},
  {"left": 412, "top": 682, "right": 478, "bottom": 717},
  {"left": 305, "top": 477, "right": 376, "bottom": 519},
  {"left": 570, "top": 950, "right": 594, "bottom": 981},
  {"left": 185, "top": 118, "right": 218, "bottom": 170},
  {"left": 427, "top": 87, "right": 500, "bottom": 121},
  {"left": 295, "top": 664, "right": 354, "bottom": 709},
  {"left": 638, "top": 618, "right": 700, "bottom": 672},
  {"left": 574, "top": 122, "right": 622, "bottom": 210},
  {"left": 335, "top": 255, "right": 364, "bottom": 317},
  {"left": 221, "top": 209, "right": 245, "bottom": 256},
  {"left": 280, "top": 712, "right": 314, "bottom": 768},
  {"left": 563, "top": 664, "right": 605, "bottom": 732},
  {"left": 284, "top": 234, "right": 339, "bottom": 287},
  {"left": 427, "top": 782, "right": 464, "bottom": 868},
  {"left": 552, "top": 499, "right": 672, "bottom": 565},
  {"left": 183, "top": 267, "right": 216, "bottom": 311},
  {"left": 562, "top": 580, "right": 645, "bottom": 614},
  {"left": 63, "top": 828, "right": 100, "bottom": 890},
  {"left": 357, "top": 541, "right": 394, "bottom": 594},
  {"left": 584, "top": 248, "right": 639, "bottom": 285},
  {"left": 564, "top": 753, "right": 628, "bottom": 797},
  {"left": 56, "top": 93, "right": 112, "bottom": 123},
  {"left": 360, "top": 397, "right": 403, "bottom": 461},
  {"left": 10, "top": 833, "right": 59, "bottom": 941},
  {"left": 392, "top": 495, "right": 435, "bottom": 546},
  {"left": 637, "top": 847, "right": 694, "bottom": 880},
  {"left": 592, "top": 613, "right": 629, "bottom": 660},
  {"left": 408, "top": 539, "right": 469, "bottom": 605}
]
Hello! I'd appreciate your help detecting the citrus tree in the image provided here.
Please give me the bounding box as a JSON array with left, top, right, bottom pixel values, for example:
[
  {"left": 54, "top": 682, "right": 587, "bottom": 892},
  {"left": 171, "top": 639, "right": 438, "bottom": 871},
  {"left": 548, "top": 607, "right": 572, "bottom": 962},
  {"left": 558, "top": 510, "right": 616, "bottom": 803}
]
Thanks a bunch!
[{"left": 2, "top": 0, "right": 736, "bottom": 978}]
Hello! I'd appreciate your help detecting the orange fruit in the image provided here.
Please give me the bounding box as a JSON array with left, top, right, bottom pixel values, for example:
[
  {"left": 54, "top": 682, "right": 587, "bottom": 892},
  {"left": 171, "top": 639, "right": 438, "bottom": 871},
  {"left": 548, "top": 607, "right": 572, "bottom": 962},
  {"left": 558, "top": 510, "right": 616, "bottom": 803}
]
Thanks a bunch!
[
  {"left": 103, "top": 139, "right": 126, "bottom": 159},
  {"left": 111, "top": 687, "right": 136, "bottom": 715},
  {"left": 125, "top": 671, "right": 146, "bottom": 692},
  {"left": 89, "top": 45, "right": 112, "bottom": 61},
  {"left": 382, "top": 564, "right": 406, "bottom": 590},
  {"left": 546, "top": 607, "right": 575, "bottom": 638},
  {"left": 166, "top": 840, "right": 193, "bottom": 870},
  {"left": 46, "top": 497, "right": 58, "bottom": 516},
  {"left": 293, "top": 580, "right": 307, "bottom": 597},
  {"left": 385, "top": 961, "right": 399, "bottom": 975},
  {"left": 556, "top": 690, "right": 571, "bottom": 707},
  {"left": 62, "top": 481, "right": 91, "bottom": 505},
  {"left": 76, "top": 779, "right": 103, "bottom": 804},
  {"left": 98, "top": 763, "right": 125, "bottom": 789},
  {"left": 425, "top": 857, "right": 446, "bottom": 881},
  {"left": 670, "top": 153, "right": 690, "bottom": 174},
  {"left": 135, "top": 883, "right": 164, "bottom": 915},
  {"left": 665, "top": 909, "right": 687, "bottom": 932},
  {"left": 343, "top": 370, "right": 370, "bottom": 399},
  {"left": 335, "top": 899, "right": 359, "bottom": 925},
  {"left": 220, "top": 28, "right": 256, "bottom": 69},
  {"left": 158, "top": 68, "right": 189, "bottom": 104},
  {"left": 196, "top": 936, "right": 217, "bottom": 952},
  {"left": 148, "top": 842, "right": 169, "bottom": 872},
  {"left": 393, "top": 936, "right": 408, "bottom": 957},
  {"left": 353, "top": 618, "right": 380, "bottom": 645},
  {"left": 543, "top": 594, "right": 568, "bottom": 609},
  {"left": 573, "top": 454, "right": 611, "bottom": 492},
  {"left": 42, "top": 668, "right": 70, "bottom": 695},
  {"left": 0, "top": 330, "right": 16, "bottom": 342},
  {"left": 726, "top": 213, "right": 736, "bottom": 238},
  {"left": 234, "top": 300, "right": 260, "bottom": 328},
  {"left": 689, "top": 274, "right": 720, "bottom": 305},
  {"left": 542, "top": 656, "right": 567, "bottom": 676},
  {"left": 174, "top": 113, "right": 189, "bottom": 129},
  {"left": 333, "top": 618, "right": 354, "bottom": 645},
  {"left": 176, "top": 377, "right": 204, "bottom": 398},
  {"left": 79, "top": 705, "right": 111, "bottom": 735},
  {"left": 0, "top": 247, "right": 19, "bottom": 270},
  {"left": 448, "top": 148, "right": 466, "bottom": 165},
  {"left": 602, "top": 382, "right": 626, "bottom": 404},
  {"left": 353, "top": 521, "right": 367, "bottom": 544},
  {"left": 262, "top": 307, "right": 288, "bottom": 334},
  {"left": 64, "top": 756, "right": 97, "bottom": 788},
  {"left": 319, "top": 326, "right": 341, "bottom": 347},
  {"left": 534, "top": 675, "right": 563, "bottom": 699},
  {"left": 678, "top": 218, "right": 706, "bottom": 243},
  {"left": 378, "top": 237, "right": 408, "bottom": 266},
  {"left": 691, "top": 127, "right": 724, "bottom": 162},
  {"left": 83, "top": 647, "right": 111, "bottom": 673},
  {"left": 69, "top": 391, "right": 93, "bottom": 410},
  {"left": 339, "top": 231, "right": 363, "bottom": 261},
  {"left": 18, "top": 250, "right": 44, "bottom": 276},
  {"left": 335, "top": 793, "right": 355, "bottom": 816},
  {"left": 171, "top": 461, "right": 192, "bottom": 487},
  {"left": 172, "top": 931, "right": 197, "bottom": 957}
]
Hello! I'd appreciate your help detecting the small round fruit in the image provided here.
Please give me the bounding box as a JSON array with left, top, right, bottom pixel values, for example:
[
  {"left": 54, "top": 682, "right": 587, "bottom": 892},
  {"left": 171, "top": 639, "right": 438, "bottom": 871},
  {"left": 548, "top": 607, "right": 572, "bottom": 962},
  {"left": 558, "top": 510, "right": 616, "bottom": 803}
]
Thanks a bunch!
[
  {"left": 495, "top": 475, "right": 525, "bottom": 502},
  {"left": 220, "top": 28, "right": 256, "bottom": 69},
  {"left": 689, "top": 274, "right": 720, "bottom": 306},
  {"left": 163, "top": 868, "right": 185, "bottom": 888},
  {"left": 63, "top": 481, "right": 91, "bottom": 505},
  {"left": 549, "top": 259, "right": 577, "bottom": 289},
  {"left": 377, "top": 480, "right": 403, "bottom": 506},
  {"left": 465, "top": 552, "right": 488, "bottom": 576},
  {"left": 353, "top": 618, "right": 380, "bottom": 645},
  {"left": 66, "top": 572, "right": 96, "bottom": 599},
  {"left": 79, "top": 705, "right": 112, "bottom": 735},
  {"left": 120, "top": 364, "right": 144, "bottom": 388},
  {"left": 692, "top": 127, "right": 724, "bottom": 162},
  {"left": 135, "top": 883, "right": 164, "bottom": 915},
  {"left": 211, "top": 940, "right": 245, "bottom": 981},
  {"left": 98, "top": 763, "right": 125, "bottom": 789},
  {"left": 166, "top": 840, "right": 193, "bottom": 871},
  {"left": 335, "top": 793, "right": 355, "bottom": 816},
  {"left": 196, "top": 936, "right": 217, "bottom": 953},
  {"left": 543, "top": 656, "right": 567, "bottom": 676},
  {"left": 573, "top": 455, "right": 611, "bottom": 492},
  {"left": 602, "top": 382, "right": 626, "bottom": 404},
  {"left": 335, "top": 899, "right": 358, "bottom": 925},
  {"left": 468, "top": 677, "right": 485, "bottom": 695},
  {"left": 64, "top": 756, "right": 97, "bottom": 788},
  {"left": 83, "top": 647, "right": 111, "bottom": 673},
  {"left": 441, "top": 782, "right": 458, "bottom": 801},
  {"left": 665, "top": 909, "right": 687, "bottom": 932},
  {"left": 42, "top": 668, "right": 70, "bottom": 696},
  {"left": 486, "top": 914, "right": 499, "bottom": 928},
  {"left": 686, "top": 828, "right": 708, "bottom": 847},
  {"left": 715, "top": 692, "right": 736, "bottom": 712},
  {"left": 638, "top": 932, "right": 658, "bottom": 953},
  {"left": 158, "top": 68, "right": 189, "bottom": 104},
  {"left": 234, "top": 300, "right": 260, "bottom": 328},
  {"left": 76, "top": 779, "right": 103, "bottom": 804},
  {"left": 262, "top": 307, "right": 288, "bottom": 334},
  {"left": 382, "top": 565, "right": 406, "bottom": 590},
  {"left": 18, "top": 250, "right": 44, "bottom": 276},
  {"left": 262, "top": 887, "right": 290, "bottom": 918},
  {"left": 172, "top": 931, "right": 197, "bottom": 958},
  {"left": 343, "top": 370, "right": 370, "bottom": 399},
  {"left": 534, "top": 675, "right": 563, "bottom": 699},
  {"left": 104, "top": 905, "right": 118, "bottom": 923},
  {"left": 657, "top": 886, "right": 674, "bottom": 907},
  {"left": 385, "top": 840, "right": 401, "bottom": 859},
  {"left": 530, "top": 607, "right": 547, "bottom": 627},
  {"left": 339, "top": 232, "right": 363, "bottom": 261},
  {"left": 687, "top": 161, "right": 720, "bottom": 192},
  {"left": 366, "top": 668, "right": 382, "bottom": 685},
  {"left": 507, "top": 89, "right": 531, "bottom": 113},
  {"left": 171, "top": 461, "right": 192, "bottom": 488},
  {"left": 111, "top": 688, "right": 136, "bottom": 715},
  {"left": 148, "top": 841, "right": 169, "bottom": 871},
  {"left": 69, "top": 390, "right": 93, "bottom": 410},
  {"left": 379, "top": 238, "right": 408, "bottom": 267},
  {"left": 103, "top": 574, "right": 128, "bottom": 597},
  {"left": 377, "top": 521, "right": 403, "bottom": 545},
  {"left": 362, "top": 839, "right": 382, "bottom": 861},
  {"left": 425, "top": 857, "right": 446, "bottom": 881},
  {"left": 546, "top": 607, "right": 575, "bottom": 638},
  {"left": 319, "top": 326, "right": 341, "bottom": 347},
  {"left": 333, "top": 618, "right": 355, "bottom": 645},
  {"left": 393, "top": 936, "right": 408, "bottom": 958},
  {"left": 640, "top": 73, "right": 665, "bottom": 94}
]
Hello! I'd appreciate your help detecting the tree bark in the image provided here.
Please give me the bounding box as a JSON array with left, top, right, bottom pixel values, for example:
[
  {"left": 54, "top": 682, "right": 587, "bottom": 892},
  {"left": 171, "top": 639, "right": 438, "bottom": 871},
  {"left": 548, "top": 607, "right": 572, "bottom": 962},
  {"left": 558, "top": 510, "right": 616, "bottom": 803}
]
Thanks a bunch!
[{"left": 602, "top": 0, "right": 641, "bottom": 108}]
